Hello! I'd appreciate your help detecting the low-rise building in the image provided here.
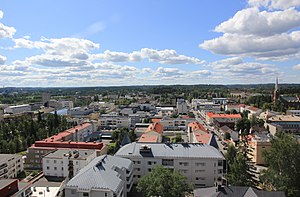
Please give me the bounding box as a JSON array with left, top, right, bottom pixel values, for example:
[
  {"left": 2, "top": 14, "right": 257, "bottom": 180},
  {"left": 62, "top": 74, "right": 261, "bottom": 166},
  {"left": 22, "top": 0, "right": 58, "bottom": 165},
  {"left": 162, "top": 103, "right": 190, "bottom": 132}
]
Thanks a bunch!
[
  {"left": 187, "top": 122, "right": 218, "bottom": 149},
  {"left": 0, "top": 154, "right": 23, "bottom": 179},
  {"left": 115, "top": 142, "right": 225, "bottom": 188},
  {"left": 65, "top": 155, "right": 133, "bottom": 197},
  {"left": 206, "top": 112, "right": 242, "bottom": 129},
  {"left": 267, "top": 115, "right": 300, "bottom": 135},
  {"left": 4, "top": 104, "right": 31, "bottom": 114},
  {"left": 42, "top": 149, "right": 97, "bottom": 178},
  {"left": 0, "top": 179, "right": 32, "bottom": 197}
]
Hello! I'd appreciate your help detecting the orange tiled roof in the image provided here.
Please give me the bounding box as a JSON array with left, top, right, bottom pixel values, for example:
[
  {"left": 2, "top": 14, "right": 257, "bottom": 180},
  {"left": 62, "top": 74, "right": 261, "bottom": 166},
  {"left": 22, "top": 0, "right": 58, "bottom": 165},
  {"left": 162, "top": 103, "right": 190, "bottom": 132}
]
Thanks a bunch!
[
  {"left": 188, "top": 121, "right": 207, "bottom": 132},
  {"left": 194, "top": 130, "right": 212, "bottom": 144},
  {"left": 138, "top": 133, "right": 159, "bottom": 143},
  {"left": 207, "top": 112, "right": 241, "bottom": 119},
  {"left": 146, "top": 122, "right": 163, "bottom": 134},
  {"left": 247, "top": 106, "right": 260, "bottom": 112}
]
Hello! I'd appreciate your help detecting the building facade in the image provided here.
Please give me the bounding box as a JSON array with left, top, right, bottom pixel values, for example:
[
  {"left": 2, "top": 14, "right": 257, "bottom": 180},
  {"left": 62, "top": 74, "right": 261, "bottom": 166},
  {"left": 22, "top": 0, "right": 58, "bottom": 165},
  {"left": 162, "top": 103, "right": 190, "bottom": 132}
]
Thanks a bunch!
[
  {"left": 115, "top": 142, "right": 225, "bottom": 188},
  {"left": 0, "top": 154, "right": 23, "bottom": 179},
  {"left": 65, "top": 155, "right": 133, "bottom": 197}
]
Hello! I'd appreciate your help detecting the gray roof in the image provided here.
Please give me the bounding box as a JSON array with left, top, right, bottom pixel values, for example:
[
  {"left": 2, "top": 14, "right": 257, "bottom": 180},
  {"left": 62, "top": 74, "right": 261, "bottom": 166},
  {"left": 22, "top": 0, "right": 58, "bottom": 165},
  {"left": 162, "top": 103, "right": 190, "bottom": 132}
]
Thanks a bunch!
[
  {"left": 115, "top": 142, "right": 224, "bottom": 159},
  {"left": 194, "top": 186, "right": 286, "bottom": 197},
  {"left": 44, "top": 149, "right": 95, "bottom": 160},
  {"left": 0, "top": 154, "right": 19, "bottom": 164},
  {"left": 65, "top": 155, "right": 132, "bottom": 193}
]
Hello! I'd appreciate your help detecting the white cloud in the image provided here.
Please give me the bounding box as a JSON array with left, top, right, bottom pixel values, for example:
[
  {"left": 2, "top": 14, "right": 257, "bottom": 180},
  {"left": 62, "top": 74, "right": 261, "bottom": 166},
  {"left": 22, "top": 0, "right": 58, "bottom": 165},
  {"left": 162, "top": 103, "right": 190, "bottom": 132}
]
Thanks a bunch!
[
  {"left": 215, "top": 7, "right": 300, "bottom": 36},
  {"left": 0, "top": 10, "right": 3, "bottom": 19},
  {"left": 210, "top": 57, "right": 278, "bottom": 78},
  {"left": 248, "top": 0, "right": 300, "bottom": 10},
  {"left": 92, "top": 48, "right": 205, "bottom": 65},
  {"left": 201, "top": 31, "right": 300, "bottom": 61},
  {"left": 293, "top": 64, "right": 300, "bottom": 69},
  {"left": 0, "top": 22, "right": 16, "bottom": 38},
  {"left": 0, "top": 55, "right": 6, "bottom": 65}
]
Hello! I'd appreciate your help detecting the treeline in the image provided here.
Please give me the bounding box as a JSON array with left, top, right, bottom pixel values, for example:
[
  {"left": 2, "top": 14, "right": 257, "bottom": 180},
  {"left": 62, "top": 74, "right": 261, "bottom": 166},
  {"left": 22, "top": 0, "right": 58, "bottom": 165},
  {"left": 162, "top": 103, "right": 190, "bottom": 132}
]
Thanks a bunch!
[{"left": 0, "top": 113, "right": 75, "bottom": 154}]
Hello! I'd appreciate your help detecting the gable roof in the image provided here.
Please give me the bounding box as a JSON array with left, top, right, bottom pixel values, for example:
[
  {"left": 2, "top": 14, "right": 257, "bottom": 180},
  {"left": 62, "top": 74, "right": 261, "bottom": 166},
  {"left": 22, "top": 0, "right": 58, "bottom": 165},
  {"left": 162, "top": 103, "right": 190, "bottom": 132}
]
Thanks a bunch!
[
  {"left": 207, "top": 112, "right": 242, "bottom": 119},
  {"left": 65, "top": 155, "right": 132, "bottom": 193},
  {"left": 146, "top": 122, "right": 163, "bottom": 134}
]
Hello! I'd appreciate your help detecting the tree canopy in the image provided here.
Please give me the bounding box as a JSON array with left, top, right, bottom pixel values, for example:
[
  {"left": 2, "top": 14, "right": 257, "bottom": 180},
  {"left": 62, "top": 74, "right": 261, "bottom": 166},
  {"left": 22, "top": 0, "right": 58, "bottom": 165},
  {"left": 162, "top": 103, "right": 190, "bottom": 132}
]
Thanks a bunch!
[
  {"left": 137, "top": 165, "right": 192, "bottom": 197},
  {"left": 259, "top": 132, "right": 300, "bottom": 197}
]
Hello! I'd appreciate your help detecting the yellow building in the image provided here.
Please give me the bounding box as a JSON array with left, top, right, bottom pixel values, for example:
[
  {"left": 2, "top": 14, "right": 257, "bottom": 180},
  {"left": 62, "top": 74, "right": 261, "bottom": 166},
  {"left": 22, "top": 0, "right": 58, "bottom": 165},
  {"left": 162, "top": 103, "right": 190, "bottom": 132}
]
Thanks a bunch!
[{"left": 248, "top": 133, "right": 272, "bottom": 165}]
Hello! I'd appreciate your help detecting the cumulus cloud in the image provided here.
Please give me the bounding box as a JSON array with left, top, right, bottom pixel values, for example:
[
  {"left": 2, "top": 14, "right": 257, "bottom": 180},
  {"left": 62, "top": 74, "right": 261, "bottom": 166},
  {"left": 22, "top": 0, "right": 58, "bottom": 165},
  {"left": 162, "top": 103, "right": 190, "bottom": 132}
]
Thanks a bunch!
[
  {"left": 92, "top": 48, "right": 205, "bottom": 65},
  {"left": 248, "top": 0, "right": 300, "bottom": 10},
  {"left": 200, "top": 1, "right": 300, "bottom": 61},
  {"left": 293, "top": 64, "right": 300, "bottom": 69},
  {"left": 0, "top": 54, "right": 6, "bottom": 65},
  {"left": 0, "top": 10, "right": 16, "bottom": 38},
  {"left": 210, "top": 57, "right": 278, "bottom": 78},
  {"left": 215, "top": 7, "right": 300, "bottom": 36}
]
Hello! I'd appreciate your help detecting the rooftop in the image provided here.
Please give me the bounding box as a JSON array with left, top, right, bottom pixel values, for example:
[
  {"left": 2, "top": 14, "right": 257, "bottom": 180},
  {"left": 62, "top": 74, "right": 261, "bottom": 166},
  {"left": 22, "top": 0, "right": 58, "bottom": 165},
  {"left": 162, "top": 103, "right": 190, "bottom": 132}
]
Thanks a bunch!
[
  {"left": 115, "top": 142, "right": 224, "bottom": 159},
  {"left": 138, "top": 133, "right": 159, "bottom": 143},
  {"left": 146, "top": 122, "right": 163, "bottom": 134},
  {"left": 65, "top": 155, "right": 132, "bottom": 193},
  {"left": 207, "top": 112, "right": 242, "bottom": 119},
  {"left": 268, "top": 115, "right": 300, "bottom": 122},
  {"left": 44, "top": 149, "right": 95, "bottom": 160}
]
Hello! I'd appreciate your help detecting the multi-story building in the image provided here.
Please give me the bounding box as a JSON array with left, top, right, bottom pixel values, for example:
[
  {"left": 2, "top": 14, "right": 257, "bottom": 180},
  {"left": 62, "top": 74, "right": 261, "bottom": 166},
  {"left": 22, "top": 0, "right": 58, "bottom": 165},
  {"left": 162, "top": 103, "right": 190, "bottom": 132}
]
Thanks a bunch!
[
  {"left": 0, "top": 154, "right": 23, "bottom": 179},
  {"left": 192, "top": 99, "right": 221, "bottom": 118},
  {"left": 4, "top": 104, "right": 31, "bottom": 114},
  {"left": 267, "top": 115, "right": 300, "bottom": 135},
  {"left": 177, "top": 99, "right": 188, "bottom": 114},
  {"left": 65, "top": 155, "right": 133, "bottom": 197},
  {"left": 25, "top": 123, "right": 106, "bottom": 169},
  {"left": 115, "top": 142, "right": 225, "bottom": 188},
  {"left": 206, "top": 112, "right": 242, "bottom": 129},
  {"left": 286, "top": 110, "right": 300, "bottom": 116},
  {"left": 212, "top": 98, "right": 228, "bottom": 105},
  {"left": 99, "top": 115, "right": 131, "bottom": 129},
  {"left": 248, "top": 133, "right": 272, "bottom": 165},
  {"left": 42, "top": 149, "right": 96, "bottom": 178},
  {"left": 60, "top": 100, "right": 74, "bottom": 109},
  {"left": 0, "top": 179, "right": 32, "bottom": 197}
]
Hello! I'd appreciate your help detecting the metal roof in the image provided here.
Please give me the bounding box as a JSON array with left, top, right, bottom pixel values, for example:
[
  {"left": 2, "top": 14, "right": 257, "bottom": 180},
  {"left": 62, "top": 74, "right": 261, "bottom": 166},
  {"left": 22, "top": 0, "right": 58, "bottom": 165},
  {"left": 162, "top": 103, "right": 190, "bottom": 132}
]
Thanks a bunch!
[
  {"left": 65, "top": 155, "right": 132, "bottom": 193},
  {"left": 115, "top": 142, "right": 224, "bottom": 159}
]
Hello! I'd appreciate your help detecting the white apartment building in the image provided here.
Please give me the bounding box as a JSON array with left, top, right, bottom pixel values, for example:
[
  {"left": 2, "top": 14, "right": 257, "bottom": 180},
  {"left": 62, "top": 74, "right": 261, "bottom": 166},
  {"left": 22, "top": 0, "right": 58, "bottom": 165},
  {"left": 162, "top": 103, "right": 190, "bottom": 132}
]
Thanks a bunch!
[
  {"left": 99, "top": 114, "right": 131, "bottom": 129},
  {"left": 192, "top": 99, "right": 221, "bottom": 118},
  {"left": 0, "top": 154, "right": 24, "bottom": 179},
  {"left": 65, "top": 155, "right": 133, "bottom": 197},
  {"left": 60, "top": 100, "right": 74, "bottom": 109},
  {"left": 177, "top": 99, "right": 188, "bottom": 114},
  {"left": 4, "top": 104, "right": 31, "bottom": 114},
  {"left": 115, "top": 142, "right": 225, "bottom": 188},
  {"left": 42, "top": 149, "right": 97, "bottom": 178}
]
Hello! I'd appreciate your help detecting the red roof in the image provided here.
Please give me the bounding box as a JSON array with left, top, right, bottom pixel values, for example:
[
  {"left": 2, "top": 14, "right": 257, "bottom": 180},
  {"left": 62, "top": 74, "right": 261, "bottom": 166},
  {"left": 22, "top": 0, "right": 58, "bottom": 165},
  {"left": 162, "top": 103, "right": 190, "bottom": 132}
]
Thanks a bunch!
[
  {"left": 207, "top": 112, "right": 241, "bottom": 119},
  {"left": 34, "top": 141, "right": 104, "bottom": 150},
  {"left": 194, "top": 130, "right": 212, "bottom": 144},
  {"left": 247, "top": 106, "right": 260, "bottom": 112},
  {"left": 146, "top": 123, "right": 163, "bottom": 134},
  {"left": 138, "top": 133, "right": 159, "bottom": 143},
  {"left": 188, "top": 121, "right": 207, "bottom": 132}
]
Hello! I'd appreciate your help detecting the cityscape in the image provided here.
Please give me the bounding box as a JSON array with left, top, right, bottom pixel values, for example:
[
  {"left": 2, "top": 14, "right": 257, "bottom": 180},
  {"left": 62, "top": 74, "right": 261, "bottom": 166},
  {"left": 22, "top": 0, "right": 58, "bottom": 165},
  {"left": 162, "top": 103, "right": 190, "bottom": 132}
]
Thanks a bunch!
[{"left": 0, "top": 1, "right": 300, "bottom": 197}]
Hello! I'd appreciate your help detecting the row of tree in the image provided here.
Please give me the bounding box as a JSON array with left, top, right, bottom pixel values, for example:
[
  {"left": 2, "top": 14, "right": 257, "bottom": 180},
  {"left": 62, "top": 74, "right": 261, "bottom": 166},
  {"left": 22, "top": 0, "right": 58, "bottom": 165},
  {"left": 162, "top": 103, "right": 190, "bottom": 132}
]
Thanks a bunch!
[{"left": 0, "top": 112, "right": 75, "bottom": 154}]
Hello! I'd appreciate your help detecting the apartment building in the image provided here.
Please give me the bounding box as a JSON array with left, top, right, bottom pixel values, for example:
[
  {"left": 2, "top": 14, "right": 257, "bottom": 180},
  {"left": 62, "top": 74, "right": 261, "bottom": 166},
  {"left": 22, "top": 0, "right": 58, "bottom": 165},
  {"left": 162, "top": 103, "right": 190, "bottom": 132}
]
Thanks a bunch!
[
  {"left": 192, "top": 99, "right": 221, "bottom": 118},
  {"left": 0, "top": 154, "right": 23, "bottom": 179},
  {"left": 42, "top": 149, "right": 96, "bottom": 178},
  {"left": 115, "top": 142, "right": 225, "bottom": 188},
  {"left": 65, "top": 155, "right": 133, "bottom": 197},
  {"left": 267, "top": 115, "right": 300, "bottom": 135},
  {"left": 25, "top": 123, "right": 106, "bottom": 169},
  {"left": 99, "top": 114, "right": 131, "bottom": 129},
  {"left": 177, "top": 99, "right": 188, "bottom": 114},
  {"left": 248, "top": 133, "right": 272, "bottom": 165}
]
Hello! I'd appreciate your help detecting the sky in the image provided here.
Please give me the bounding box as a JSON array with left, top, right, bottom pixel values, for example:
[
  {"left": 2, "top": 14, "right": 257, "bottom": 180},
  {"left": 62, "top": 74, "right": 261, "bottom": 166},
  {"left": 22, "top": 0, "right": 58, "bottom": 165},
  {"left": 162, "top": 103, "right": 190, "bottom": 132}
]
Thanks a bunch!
[{"left": 0, "top": 0, "right": 300, "bottom": 87}]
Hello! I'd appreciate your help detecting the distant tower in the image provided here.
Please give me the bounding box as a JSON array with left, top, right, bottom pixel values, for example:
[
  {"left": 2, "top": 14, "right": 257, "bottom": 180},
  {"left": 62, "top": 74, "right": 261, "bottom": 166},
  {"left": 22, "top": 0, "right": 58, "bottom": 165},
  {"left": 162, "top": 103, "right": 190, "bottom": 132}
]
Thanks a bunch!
[{"left": 273, "top": 77, "right": 280, "bottom": 102}]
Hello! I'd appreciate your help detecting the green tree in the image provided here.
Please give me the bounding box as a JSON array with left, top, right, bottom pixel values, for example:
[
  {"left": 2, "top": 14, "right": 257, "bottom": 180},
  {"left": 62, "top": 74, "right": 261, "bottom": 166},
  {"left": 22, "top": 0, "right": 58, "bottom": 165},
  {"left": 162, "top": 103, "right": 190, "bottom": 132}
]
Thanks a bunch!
[
  {"left": 227, "top": 140, "right": 256, "bottom": 187},
  {"left": 137, "top": 166, "right": 192, "bottom": 197},
  {"left": 224, "top": 132, "right": 231, "bottom": 140},
  {"left": 259, "top": 132, "right": 300, "bottom": 197}
]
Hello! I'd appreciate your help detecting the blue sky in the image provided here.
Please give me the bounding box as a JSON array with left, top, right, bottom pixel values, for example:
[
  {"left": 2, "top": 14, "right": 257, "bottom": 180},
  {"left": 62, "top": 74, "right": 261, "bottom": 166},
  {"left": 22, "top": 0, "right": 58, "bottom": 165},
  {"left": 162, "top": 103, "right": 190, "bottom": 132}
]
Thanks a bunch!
[{"left": 0, "top": 0, "right": 299, "bottom": 86}]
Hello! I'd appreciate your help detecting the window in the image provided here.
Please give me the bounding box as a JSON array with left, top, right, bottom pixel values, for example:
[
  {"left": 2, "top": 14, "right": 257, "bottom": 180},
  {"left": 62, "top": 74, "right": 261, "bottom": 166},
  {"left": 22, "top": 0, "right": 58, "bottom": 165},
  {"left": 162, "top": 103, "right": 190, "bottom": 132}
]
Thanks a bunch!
[
  {"left": 148, "top": 168, "right": 152, "bottom": 172},
  {"left": 196, "top": 162, "right": 205, "bottom": 167},
  {"left": 71, "top": 190, "right": 76, "bottom": 195},
  {"left": 218, "top": 169, "right": 223, "bottom": 174},
  {"left": 196, "top": 177, "right": 205, "bottom": 181},
  {"left": 54, "top": 167, "right": 57, "bottom": 170},
  {"left": 137, "top": 175, "right": 141, "bottom": 178},
  {"left": 136, "top": 161, "right": 141, "bottom": 164},
  {"left": 148, "top": 161, "right": 152, "bottom": 165},
  {"left": 62, "top": 167, "right": 64, "bottom": 170},
  {"left": 218, "top": 160, "right": 223, "bottom": 167},
  {"left": 105, "top": 193, "right": 108, "bottom": 197},
  {"left": 162, "top": 159, "right": 174, "bottom": 166},
  {"left": 47, "top": 166, "right": 49, "bottom": 170},
  {"left": 195, "top": 170, "right": 205, "bottom": 173},
  {"left": 135, "top": 168, "right": 140, "bottom": 171},
  {"left": 54, "top": 160, "right": 57, "bottom": 164},
  {"left": 83, "top": 193, "right": 89, "bottom": 197}
]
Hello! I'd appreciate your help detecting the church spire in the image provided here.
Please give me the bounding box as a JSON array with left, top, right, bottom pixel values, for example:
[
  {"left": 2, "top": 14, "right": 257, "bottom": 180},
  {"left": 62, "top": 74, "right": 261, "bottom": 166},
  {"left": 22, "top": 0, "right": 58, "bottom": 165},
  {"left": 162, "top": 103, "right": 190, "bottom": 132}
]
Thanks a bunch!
[
  {"left": 275, "top": 76, "right": 278, "bottom": 90},
  {"left": 273, "top": 76, "right": 280, "bottom": 102}
]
